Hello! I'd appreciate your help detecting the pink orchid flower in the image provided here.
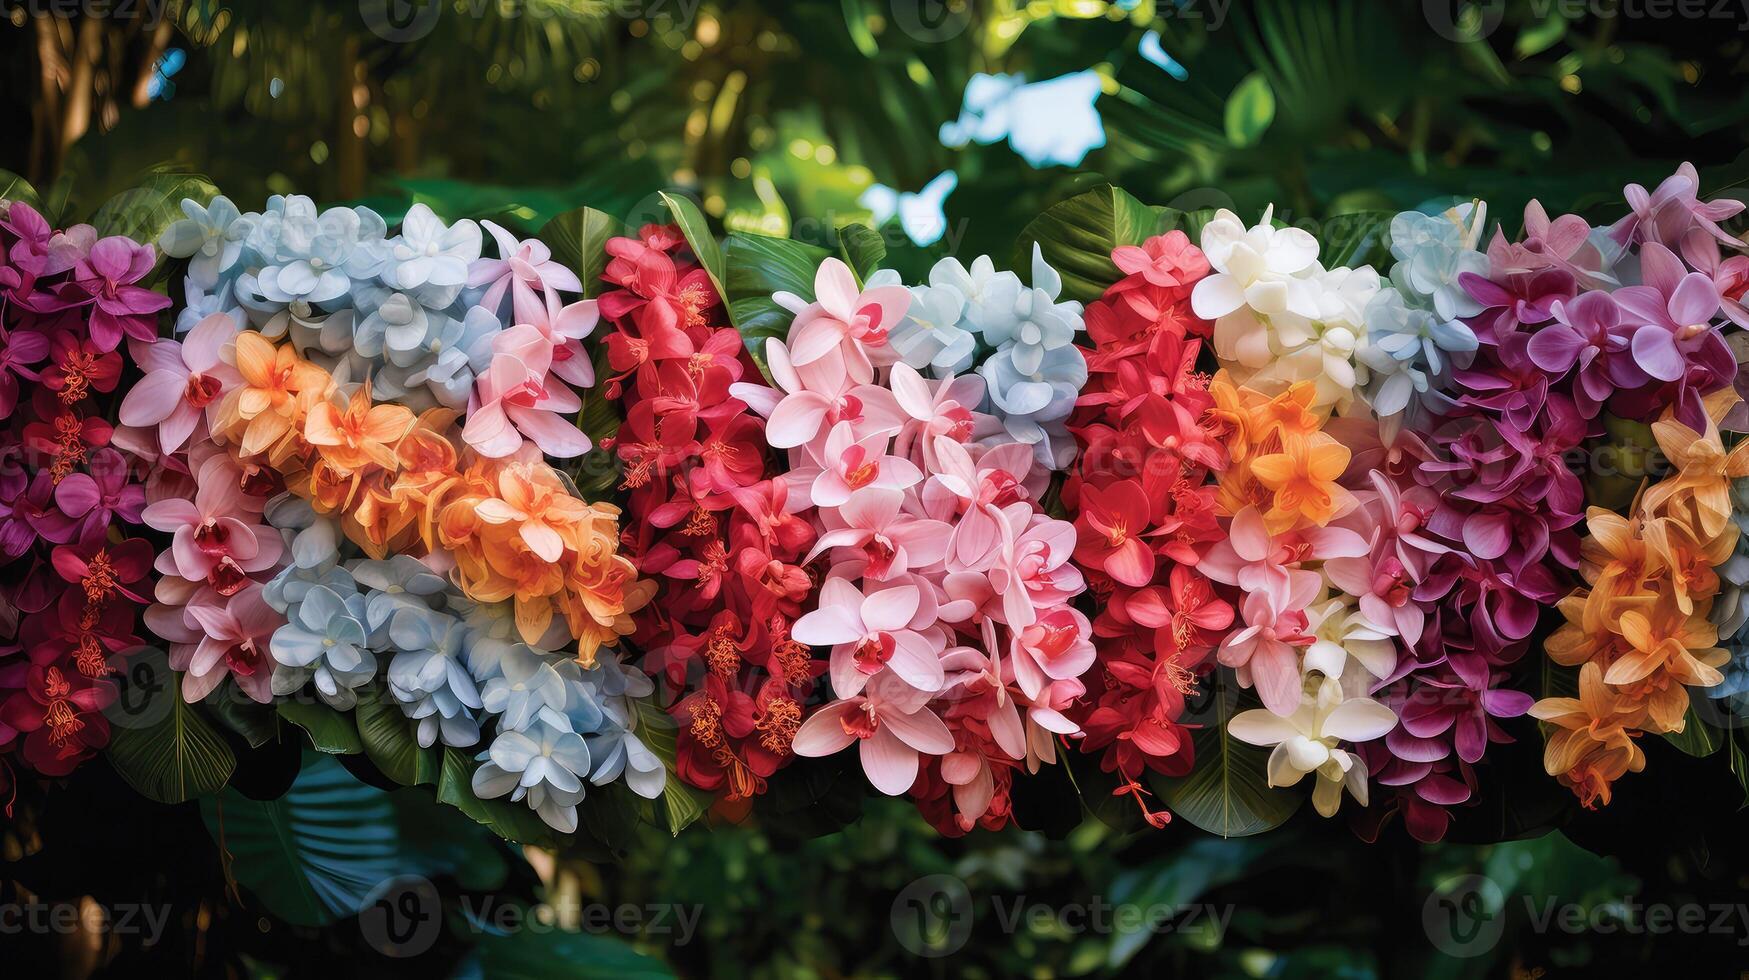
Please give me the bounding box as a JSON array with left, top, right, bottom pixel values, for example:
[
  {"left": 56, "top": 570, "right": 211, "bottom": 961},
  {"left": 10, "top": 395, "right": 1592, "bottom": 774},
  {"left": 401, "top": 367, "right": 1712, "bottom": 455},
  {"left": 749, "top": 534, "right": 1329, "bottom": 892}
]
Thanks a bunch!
[
  {"left": 118, "top": 312, "right": 240, "bottom": 454},
  {"left": 792, "top": 669, "right": 954, "bottom": 795},
  {"left": 794, "top": 576, "right": 945, "bottom": 697},
  {"left": 1219, "top": 582, "right": 1320, "bottom": 717},
  {"left": 867, "top": 362, "right": 991, "bottom": 468},
  {"left": 734, "top": 337, "right": 874, "bottom": 449},
  {"left": 1612, "top": 161, "right": 1745, "bottom": 250},
  {"left": 142, "top": 455, "right": 283, "bottom": 594},
  {"left": 508, "top": 288, "right": 600, "bottom": 389},
  {"left": 783, "top": 257, "right": 910, "bottom": 379},
  {"left": 463, "top": 329, "right": 590, "bottom": 458},
  {"left": 1201, "top": 506, "right": 1364, "bottom": 596},
  {"left": 785, "top": 421, "right": 921, "bottom": 509},
  {"left": 806, "top": 486, "right": 950, "bottom": 580},
  {"left": 54, "top": 447, "right": 146, "bottom": 538},
  {"left": 1009, "top": 607, "right": 1095, "bottom": 701},
  {"left": 988, "top": 512, "right": 1083, "bottom": 629},
  {"left": 926, "top": 437, "right": 1038, "bottom": 571},
  {"left": 470, "top": 219, "right": 585, "bottom": 320},
  {"left": 1324, "top": 550, "right": 1425, "bottom": 641},
  {"left": 177, "top": 584, "right": 281, "bottom": 703}
]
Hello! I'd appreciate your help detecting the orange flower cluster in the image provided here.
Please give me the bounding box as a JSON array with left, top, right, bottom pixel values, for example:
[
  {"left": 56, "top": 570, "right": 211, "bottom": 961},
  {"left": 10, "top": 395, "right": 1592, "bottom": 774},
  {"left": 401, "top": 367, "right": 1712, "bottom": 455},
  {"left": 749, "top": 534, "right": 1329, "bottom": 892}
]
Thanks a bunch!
[
  {"left": 1207, "top": 372, "right": 1355, "bottom": 530},
  {"left": 209, "top": 333, "right": 650, "bottom": 662},
  {"left": 1532, "top": 389, "right": 1749, "bottom": 808}
]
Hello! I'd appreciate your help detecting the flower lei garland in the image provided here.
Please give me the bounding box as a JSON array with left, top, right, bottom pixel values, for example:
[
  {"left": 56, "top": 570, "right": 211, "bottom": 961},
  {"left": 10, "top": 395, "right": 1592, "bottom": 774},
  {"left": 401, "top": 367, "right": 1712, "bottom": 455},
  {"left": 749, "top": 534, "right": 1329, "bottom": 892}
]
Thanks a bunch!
[
  {"left": 127, "top": 195, "right": 658, "bottom": 833},
  {"left": 595, "top": 225, "right": 819, "bottom": 802},
  {"left": 727, "top": 249, "right": 1092, "bottom": 834},
  {"left": 7, "top": 163, "right": 1742, "bottom": 840},
  {"left": 0, "top": 202, "right": 162, "bottom": 798}
]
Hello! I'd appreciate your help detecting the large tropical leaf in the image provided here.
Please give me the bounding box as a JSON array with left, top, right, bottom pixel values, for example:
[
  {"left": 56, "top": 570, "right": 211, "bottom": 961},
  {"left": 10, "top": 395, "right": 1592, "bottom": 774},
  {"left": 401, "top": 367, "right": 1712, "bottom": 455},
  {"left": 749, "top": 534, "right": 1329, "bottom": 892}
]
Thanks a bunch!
[
  {"left": 1150, "top": 672, "right": 1302, "bottom": 838},
  {"left": 835, "top": 222, "right": 887, "bottom": 282},
  {"left": 722, "top": 231, "right": 830, "bottom": 373},
  {"left": 201, "top": 753, "right": 403, "bottom": 927},
  {"left": 1664, "top": 699, "right": 1724, "bottom": 758},
  {"left": 632, "top": 696, "right": 712, "bottom": 836},
  {"left": 278, "top": 700, "right": 365, "bottom": 755},
  {"left": 541, "top": 205, "right": 623, "bottom": 299},
  {"left": 0, "top": 169, "right": 41, "bottom": 210},
  {"left": 104, "top": 649, "right": 236, "bottom": 804},
  {"left": 659, "top": 191, "right": 725, "bottom": 300},
  {"left": 355, "top": 687, "right": 441, "bottom": 787},
  {"left": 434, "top": 747, "right": 560, "bottom": 848},
  {"left": 1012, "top": 184, "right": 1169, "bottom": 304},
  {"left": 89, "top": 170, "right": 220, "bottom": 247}
]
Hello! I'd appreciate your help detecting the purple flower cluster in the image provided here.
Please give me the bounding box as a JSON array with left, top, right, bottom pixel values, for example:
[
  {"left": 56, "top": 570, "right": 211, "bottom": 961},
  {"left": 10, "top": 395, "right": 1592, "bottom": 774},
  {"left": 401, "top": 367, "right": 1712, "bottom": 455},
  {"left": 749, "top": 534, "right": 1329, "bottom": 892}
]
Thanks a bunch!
[
  {"left": 1349, "top": 167, "right": 1745, "bottom": 840},
  {"left": 0, "top": 200, "right": 160, "bottom": 799}
]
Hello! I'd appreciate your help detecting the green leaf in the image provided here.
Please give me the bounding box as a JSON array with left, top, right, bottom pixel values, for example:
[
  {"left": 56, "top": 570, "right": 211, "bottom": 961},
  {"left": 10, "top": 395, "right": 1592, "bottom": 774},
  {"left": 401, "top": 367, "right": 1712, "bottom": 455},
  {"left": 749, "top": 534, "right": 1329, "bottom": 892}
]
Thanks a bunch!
[
  {"left": 355, "top": 688, "right": 440, "bottom": 787},
  {"left": 1150, "top": 672, "right": 1301, "bottom": 838},
  {"left": 541, "top": 206, "right": 623, "bottom": 299},
  {"left": 473, "top": 926, "right": 675, "bottom": 979},
  {"left": 1663, "top": 697, "right": 1724, "bottom": 758},
  {"left": 435, "top": 748, "right": 560, "bottom": 847},
  {"left": 90, "top": 171, "right": 220, "bottom": 248},
  {"left": 723, "top": 231, "right": 831, "bottom": 373},
  {"left": 1319, "top": 209, "right": 1394, "bottom": 270},
  {"left": 1515, "top": 16, "right": 1567, "bottom": 58},
  {"left": 1729, "top": 727, "right": 1749, "bottom": 809},
  {"left": 1013, "top": 184, "right": 1168, "bottom": 303},
  {"left": 0, "top": 170, "right": 41, "bottom": 210},
  {"left": 204, "top": 690, "right": 281, "bottom": 749},
  {"left": 632, "top": 697, "right": 713, "bottom": 835},
  {"left": 278, "top": 701, "right": 365, "bottom": 755},
  {"left": 1223, "top": 71, "right": 1276, "bottom": 147},
  {"left": 571, "top": 344, "right": 623, "bottom": 499},
  {"left": 659, "top": 191, "right": 725, "bottom": 300},
  {"left": 201, "top": 753, "right": 405, "bottom": 927},
  {"left": 105, "top": 649, "right": 236, "bottom": 804},
  {"left": 836, "top": 223, "right": 886, "bottom": 283}
]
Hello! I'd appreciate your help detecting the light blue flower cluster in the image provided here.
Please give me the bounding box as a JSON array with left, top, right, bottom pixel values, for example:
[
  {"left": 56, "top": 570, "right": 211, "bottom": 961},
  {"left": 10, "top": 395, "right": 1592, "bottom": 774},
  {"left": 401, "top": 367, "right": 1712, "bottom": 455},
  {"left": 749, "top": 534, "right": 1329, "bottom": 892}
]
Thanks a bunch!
[
  {"left": 159, "top": 195, "right": 508, "bottom": 411},
  {"left": 871, "top": 244, "right": 1086, "bottom": 470},
  {"left": 1709, "top": 481, "right": 1749, "bottom": 709},
  {"left": 258, "top": 500, "right": 665, "bottom": 833},
  {"left": 1356, "top": 205, "right": 1486, "bottom": 417}
]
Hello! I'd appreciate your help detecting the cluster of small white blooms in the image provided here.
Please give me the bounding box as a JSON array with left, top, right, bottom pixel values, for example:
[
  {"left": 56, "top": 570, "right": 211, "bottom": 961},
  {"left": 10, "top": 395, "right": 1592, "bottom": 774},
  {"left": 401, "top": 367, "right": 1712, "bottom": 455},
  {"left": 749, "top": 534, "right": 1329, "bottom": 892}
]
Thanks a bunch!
[{"left": 1191, "top": 206, "right": 1381, "bottom": 413}]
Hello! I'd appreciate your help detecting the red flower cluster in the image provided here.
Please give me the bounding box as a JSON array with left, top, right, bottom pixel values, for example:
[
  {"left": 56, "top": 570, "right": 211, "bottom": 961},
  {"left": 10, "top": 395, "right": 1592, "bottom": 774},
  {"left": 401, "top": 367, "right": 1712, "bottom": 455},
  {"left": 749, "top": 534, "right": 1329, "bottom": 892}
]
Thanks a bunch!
[
  {"left": 0, "top": 202, "right": 160, "bottom": 798},
  {"left": 598, "top": 225, "right": 818, "bottom": 802},
  {"left": 1061, "top": 232, "right": 1230, "bottom": 825}
]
